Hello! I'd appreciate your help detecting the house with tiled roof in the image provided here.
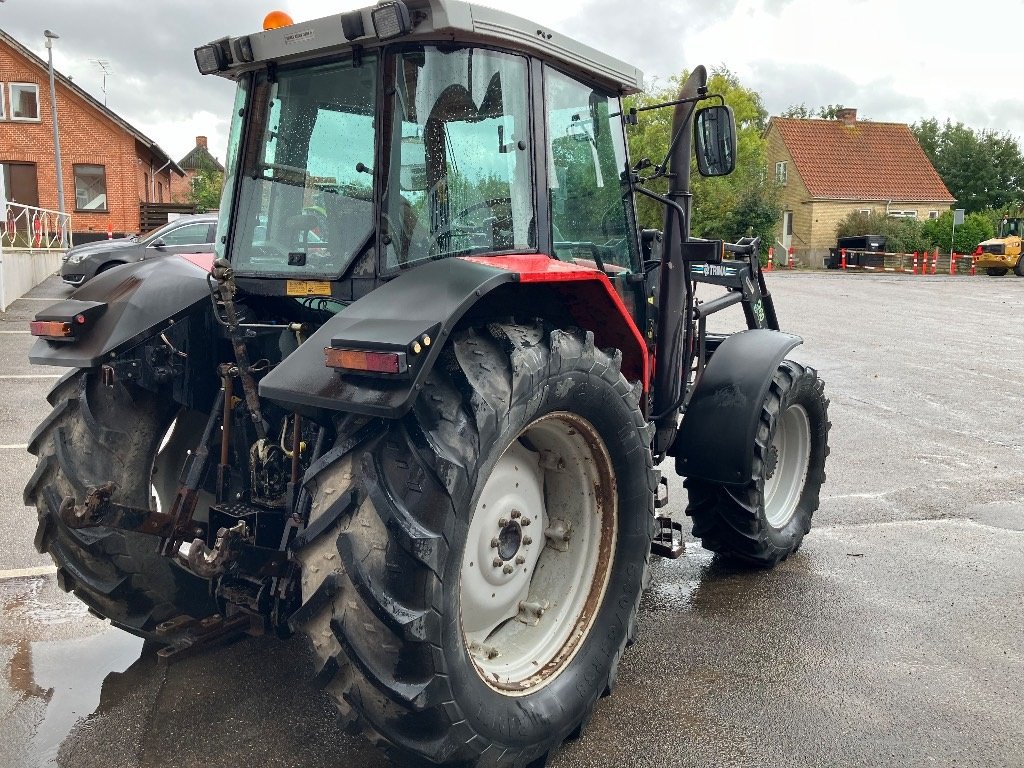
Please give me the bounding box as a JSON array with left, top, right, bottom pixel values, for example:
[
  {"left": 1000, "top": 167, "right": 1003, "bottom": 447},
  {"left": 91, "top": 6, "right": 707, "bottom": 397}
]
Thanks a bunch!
[
  {"left": 170, "top": 135, "right": 224, "bottom": 204},
  {"left": 765, "top": 108, "right": 955, "bottom": 267},
  {"left": 0, "top": 28, "right": 183, "bottom": 242}
]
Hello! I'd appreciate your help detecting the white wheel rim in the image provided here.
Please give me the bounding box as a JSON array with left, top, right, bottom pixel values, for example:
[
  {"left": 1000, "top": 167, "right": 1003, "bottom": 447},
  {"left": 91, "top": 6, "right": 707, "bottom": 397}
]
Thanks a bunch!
[
  {"left": 763, "top": 403, "right": 811, "bottom": 528},
  {"left": 459, "top": 412, "right": 617, "bottom": 694}
]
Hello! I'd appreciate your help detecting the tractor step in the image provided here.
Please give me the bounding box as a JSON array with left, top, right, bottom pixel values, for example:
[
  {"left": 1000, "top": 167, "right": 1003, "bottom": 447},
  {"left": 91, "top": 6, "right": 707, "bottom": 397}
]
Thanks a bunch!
[
  {"left": 651, "top": 516, "right": 685, "bottom": 559},
  {"left": 154, "top": 613, "right": 256, "bottom": 664}
]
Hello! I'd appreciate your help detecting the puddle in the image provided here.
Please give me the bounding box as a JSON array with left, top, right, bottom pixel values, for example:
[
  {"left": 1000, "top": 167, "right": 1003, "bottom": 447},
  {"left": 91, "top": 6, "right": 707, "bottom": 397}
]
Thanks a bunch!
[{"left": 0, "top": 576, "right": 145, "bottom": 767}]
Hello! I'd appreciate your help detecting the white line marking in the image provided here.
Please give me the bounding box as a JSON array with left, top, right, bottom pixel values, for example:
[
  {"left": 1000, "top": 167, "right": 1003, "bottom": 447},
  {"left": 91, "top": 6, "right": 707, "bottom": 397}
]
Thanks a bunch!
[
  {"left": 0, "top": 565, "right": 57, "bottom": 580},
  {"left": 0, "top": 330, "right": 30, "bottom": 334},
  {"left": 17, "top": 297, "right": 67, "bottom": 302},
  {"left": 0, "top": 444, "right": 28, "bottom": 449},
  {"left": 0, "top": 374, "right": 63, "bottom": 379}
]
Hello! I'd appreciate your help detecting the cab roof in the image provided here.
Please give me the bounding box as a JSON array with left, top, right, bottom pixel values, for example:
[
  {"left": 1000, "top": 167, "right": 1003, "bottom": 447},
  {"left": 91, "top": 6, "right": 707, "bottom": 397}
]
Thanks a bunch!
[{"left": 206, "top": 0, "right": 644, "bottom": 94}]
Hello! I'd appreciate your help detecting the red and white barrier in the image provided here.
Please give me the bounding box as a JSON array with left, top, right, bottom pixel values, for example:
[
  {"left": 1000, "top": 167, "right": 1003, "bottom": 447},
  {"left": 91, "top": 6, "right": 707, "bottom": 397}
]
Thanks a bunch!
[
  {"left": 841, "top": 248, "right": 847, "bottom": 270},
  {"left": 787, "top": 247, "right": 795, "bottom": 269}
]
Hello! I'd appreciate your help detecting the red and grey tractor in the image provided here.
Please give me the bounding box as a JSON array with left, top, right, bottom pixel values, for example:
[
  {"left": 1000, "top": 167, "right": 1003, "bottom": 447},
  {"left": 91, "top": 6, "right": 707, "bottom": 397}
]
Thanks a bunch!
[{"left": 25, "top": 2, "right": 829, "bottom": 765}]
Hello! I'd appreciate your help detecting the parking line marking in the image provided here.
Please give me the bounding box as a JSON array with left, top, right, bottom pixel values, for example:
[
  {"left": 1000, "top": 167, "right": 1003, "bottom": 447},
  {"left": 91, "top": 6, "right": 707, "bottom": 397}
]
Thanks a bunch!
[
  {"left": 0, "top": 444, "right": 28, "bottom": 449},
  {"left": 0, "top": 374, "right": 63, "bottom": 379},
  {"left": 0, "top": 565, "right": 57, "bottom": 580},
  {"left": 17, "top": 297, "right": 67, "bottom": 302},
  {"left": 0, "top": 330, "right": 31, "bottom": 334}
]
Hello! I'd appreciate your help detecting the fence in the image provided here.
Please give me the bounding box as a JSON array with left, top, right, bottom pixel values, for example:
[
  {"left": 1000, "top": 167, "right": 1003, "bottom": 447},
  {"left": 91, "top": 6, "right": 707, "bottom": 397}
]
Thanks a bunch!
[
  {"left": 837, "top": 249, "right": 980, "bottom": 275},
  {"left": 0, "top": 201, "right": 72, "bottom": 311}
]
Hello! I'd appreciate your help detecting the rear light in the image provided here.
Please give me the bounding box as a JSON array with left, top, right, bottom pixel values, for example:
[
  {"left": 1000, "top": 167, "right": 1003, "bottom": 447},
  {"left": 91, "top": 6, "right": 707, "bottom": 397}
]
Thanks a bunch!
[
  {"left": 325, "top": 347, "right": 407, "bottom": 375},
  {"left": 30, "top": 320, "right": 72, "bottom": 339}
]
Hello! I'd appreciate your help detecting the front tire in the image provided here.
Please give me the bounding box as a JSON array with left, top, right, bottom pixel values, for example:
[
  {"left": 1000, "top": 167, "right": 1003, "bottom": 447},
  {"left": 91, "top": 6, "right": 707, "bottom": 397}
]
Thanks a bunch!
[
  {"left": 987, "top": 267, "right": 1008, "bottom": 277},
  {"left": 684, "top": 360, "right": 829, "bottom": 566},
  {"left": 292, "top": 323, "right": 656, "bottom": 767},
  {"left": 1014, "top": 257, "right": 1024, "bottom": 277}
]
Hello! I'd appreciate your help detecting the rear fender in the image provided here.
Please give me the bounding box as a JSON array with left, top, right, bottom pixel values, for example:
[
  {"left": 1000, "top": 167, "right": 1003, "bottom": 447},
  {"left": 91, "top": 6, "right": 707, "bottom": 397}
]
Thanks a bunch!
[
  {"left": 259, "top": 255, "right": 649, "bottom": 421},
  {"left": 29, "top": 254, "right": 214, "bottom": 368},
  {"left": 673, "top": 329, "right": 802, "bottom": 485}
]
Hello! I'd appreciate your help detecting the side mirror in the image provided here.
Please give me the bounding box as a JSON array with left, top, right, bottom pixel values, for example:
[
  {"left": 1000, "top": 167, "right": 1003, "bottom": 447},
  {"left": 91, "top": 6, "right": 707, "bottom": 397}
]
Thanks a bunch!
[
  {"left": 151, "top": 238, "right": 166, "bottom": 249},
  {"left": 694, "top": 105, "right": 737, "bottom": 177}
]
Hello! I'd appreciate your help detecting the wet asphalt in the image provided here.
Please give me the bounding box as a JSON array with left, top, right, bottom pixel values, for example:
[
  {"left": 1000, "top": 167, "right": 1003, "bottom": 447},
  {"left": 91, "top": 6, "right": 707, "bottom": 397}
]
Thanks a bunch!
[{"left": 0, "top": 270, "right": 1021, "bottom": 768}]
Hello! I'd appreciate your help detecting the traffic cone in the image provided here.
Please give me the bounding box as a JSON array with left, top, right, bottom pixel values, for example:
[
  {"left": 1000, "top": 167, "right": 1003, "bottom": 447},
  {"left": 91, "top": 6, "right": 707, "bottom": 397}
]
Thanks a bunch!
[
  {"left": 765, "top": 246, "right": 773, "bottom": 271},
  {"left": 950, "top": 252, "right": 956, "bottom": 275},
  {"left": 787, "top": 247, "right": 794, "bottom": 269},
  {"left": 931, "top": 248, "right": 937, "bottom": 275},
  {"left": 841, "top": 248, "right": 847, "bottom": 270},
  {"left": 912, "top": 252, "right": 918, "bottom": 275}
]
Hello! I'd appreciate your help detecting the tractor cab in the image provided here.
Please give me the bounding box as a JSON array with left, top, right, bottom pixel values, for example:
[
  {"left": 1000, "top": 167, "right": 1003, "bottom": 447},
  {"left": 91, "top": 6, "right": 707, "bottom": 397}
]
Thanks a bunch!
[{"left": 196, "top": 0, "right": 732, "bottom": 332}]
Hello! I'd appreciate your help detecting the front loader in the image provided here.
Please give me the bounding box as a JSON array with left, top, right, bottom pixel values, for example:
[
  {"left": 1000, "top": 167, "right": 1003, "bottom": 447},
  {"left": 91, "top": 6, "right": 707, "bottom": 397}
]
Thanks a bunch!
[{"left": 24, "top": 2, "right": 830, "bottom": 765}]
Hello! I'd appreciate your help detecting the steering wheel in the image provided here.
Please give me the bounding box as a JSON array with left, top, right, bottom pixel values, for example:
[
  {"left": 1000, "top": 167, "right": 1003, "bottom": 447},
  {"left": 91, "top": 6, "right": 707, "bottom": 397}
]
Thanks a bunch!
[{"left": 429, "top": 197, "right": 512, "bottom": 255}]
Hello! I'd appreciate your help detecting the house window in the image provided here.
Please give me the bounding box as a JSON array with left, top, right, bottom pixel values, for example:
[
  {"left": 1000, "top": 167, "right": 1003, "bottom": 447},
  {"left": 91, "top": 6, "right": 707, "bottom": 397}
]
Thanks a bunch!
[
  {"left": 888, "top": 210, "right": 918, "bottom": 219},
  {"left": 928, "top": 210, "right": 939, "bottom": 219},
  {"left": 775, "top": 161, "right": 787, "bottom": 184},
  {"left": 9, "top": 83, "right": 40, "bottom": 121},
  {"left": 859, "top": 208, "right": 872, "bottom": 215},
  {"left": 0, "top": 85, "right": 5, "bottom": 119},
  {"left": 158, "top": 181, "right": 164, "bottom": 202},
  {"left": 73, "top": 164, "right": 108, "bottom": 211}
]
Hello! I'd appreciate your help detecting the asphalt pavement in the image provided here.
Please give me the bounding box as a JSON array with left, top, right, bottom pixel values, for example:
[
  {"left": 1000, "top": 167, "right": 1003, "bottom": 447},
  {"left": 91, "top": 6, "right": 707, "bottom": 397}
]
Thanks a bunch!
[{"left": 0, "top": 270, "right": 1021, "bottom": 768}]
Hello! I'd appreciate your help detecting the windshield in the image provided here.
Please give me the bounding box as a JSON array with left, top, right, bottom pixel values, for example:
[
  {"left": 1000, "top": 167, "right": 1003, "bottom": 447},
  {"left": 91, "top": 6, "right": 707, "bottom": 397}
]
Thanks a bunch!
[
  {"left": 228, "top": 55, "right": 378, "bottom": 278},
  {"left": 382, "top": 46, "right": 535, "bottom": 269}
]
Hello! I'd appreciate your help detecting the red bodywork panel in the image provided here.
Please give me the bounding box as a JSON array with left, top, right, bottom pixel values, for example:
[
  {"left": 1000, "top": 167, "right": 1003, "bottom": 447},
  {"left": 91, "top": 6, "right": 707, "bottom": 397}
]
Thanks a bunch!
[
  {"left": 461, "top": 255, "right": 650, "bottom": 394},
  {"left": 180, "top": 253, "right": 215, "bottom": 272}
]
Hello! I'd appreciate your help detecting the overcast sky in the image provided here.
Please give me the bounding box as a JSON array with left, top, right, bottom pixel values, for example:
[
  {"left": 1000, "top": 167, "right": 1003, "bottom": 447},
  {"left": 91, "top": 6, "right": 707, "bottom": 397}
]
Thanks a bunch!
[{"left": 3, "top": 0, "right": 1021, "bottom": 164}]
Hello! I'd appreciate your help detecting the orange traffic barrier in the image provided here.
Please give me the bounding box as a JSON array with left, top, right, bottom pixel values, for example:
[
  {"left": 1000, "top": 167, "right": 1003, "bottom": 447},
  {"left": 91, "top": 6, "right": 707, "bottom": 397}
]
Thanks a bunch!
[
  {"left": 787, "top": 247, "right": 795, "bottom": 269},
  {"left": 841, "top": 248, "right": 847, "bottom": 270},
  {"left": 912, "top": 252, "right": 918, "bottom": 274}
]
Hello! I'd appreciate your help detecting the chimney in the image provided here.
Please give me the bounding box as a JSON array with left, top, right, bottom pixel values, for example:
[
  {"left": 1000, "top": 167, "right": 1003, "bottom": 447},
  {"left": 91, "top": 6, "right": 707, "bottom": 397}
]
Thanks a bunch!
[
  {"left": 837, "top": 108, "right": 857, "bottom": 126},
  {"left": 196, "top": 135, "right": 208, "bottom": 149}
]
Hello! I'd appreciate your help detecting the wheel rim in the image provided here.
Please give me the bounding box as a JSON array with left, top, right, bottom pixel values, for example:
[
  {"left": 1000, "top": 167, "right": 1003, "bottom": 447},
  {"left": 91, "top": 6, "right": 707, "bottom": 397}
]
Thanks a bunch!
[
  {"left": 763, "top": 403, "right": 811, "bottom": 528},
  {"left": 459, "top": 412, "right": 617, "bottom": 694}
]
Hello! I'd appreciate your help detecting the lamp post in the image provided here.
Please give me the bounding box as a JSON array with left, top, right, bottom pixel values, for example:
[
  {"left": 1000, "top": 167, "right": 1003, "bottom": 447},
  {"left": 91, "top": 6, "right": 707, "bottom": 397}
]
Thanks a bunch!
[{"left": 44, "top": 29, "right": 66, "bottom": 243}]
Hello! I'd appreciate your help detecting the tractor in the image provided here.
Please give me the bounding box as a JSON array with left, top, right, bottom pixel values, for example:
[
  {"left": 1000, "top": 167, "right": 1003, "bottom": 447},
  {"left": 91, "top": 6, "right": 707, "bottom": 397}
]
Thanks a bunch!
[
  {"left": 24, "top": 2, "right": 830, "bottom": 765},
  {"left": 975, "top": 215, "right": 1024, "bottom": 276}
]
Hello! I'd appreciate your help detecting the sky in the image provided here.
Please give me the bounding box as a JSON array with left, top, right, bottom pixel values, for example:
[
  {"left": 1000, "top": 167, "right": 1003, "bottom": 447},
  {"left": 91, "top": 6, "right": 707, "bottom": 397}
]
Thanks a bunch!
[{"left": 2, "top": 0, "right": 1021, "bottom": 165}]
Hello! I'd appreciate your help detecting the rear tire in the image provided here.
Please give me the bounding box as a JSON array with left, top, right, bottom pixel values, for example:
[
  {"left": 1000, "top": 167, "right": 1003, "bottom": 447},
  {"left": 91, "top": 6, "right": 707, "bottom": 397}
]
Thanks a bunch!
[
  {"left": 684, "top": 360, "right": 829, "bottom": 566},
  {"left": 1014, "top": 258, "right": 1024, "bottom": 277},
  {"left": 24, "top": 371, "right": 216, "bottom": 637},
  {"left": 292, "top": 322, "right": 656, "bottom": 767},
  {"left": 987, "top": 267, "right": 1008, "bottom": 277}
]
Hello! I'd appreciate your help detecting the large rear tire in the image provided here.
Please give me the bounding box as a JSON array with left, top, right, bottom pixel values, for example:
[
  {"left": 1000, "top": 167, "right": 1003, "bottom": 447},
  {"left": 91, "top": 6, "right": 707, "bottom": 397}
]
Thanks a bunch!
[
  {"left": 987, "top": 267, "right": 1008, "bottom": 277},
  {"left": 292, "top": 323, "right": 656, "bottom": 767},
  {"left": 1014, "top": 257, "right": 1024, "bottom": 277},
  {"left": 684, "top": 360, "right": 829, "bottom": 566},
  {"left": 24, "top": 371, "right": 216, "bottom": 637}
]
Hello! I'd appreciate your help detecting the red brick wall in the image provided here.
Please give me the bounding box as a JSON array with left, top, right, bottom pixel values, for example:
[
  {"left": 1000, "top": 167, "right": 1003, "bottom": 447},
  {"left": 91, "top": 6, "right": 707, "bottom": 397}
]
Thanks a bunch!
[{"left": 0, "top": 38, "right": 175, "bottom": 237}]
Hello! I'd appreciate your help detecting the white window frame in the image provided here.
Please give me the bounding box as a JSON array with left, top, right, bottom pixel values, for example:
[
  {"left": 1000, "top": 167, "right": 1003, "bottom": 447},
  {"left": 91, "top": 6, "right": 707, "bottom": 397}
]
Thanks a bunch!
[
  {"left": 928, "top": 210, "right": 939, "bottom": 219},
  {"left": 0, "top": 83, "right": 5, "bottom": 120},
  {"left": 888, "top": 210, "right": 918, "bottom": 219},
  {"left": 9, "top": 82, "right": 40, "bottom": 121},
  {"left": 775, "top": 161, "right": 788, "bottom": 184},
  {"left": 859, "top": 208, "right": 872, "bottom": 215}
]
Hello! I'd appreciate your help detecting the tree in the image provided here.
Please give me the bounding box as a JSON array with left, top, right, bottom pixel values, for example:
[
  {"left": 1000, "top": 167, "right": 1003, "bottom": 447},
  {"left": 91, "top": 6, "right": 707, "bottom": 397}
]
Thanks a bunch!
[
  {"left": 625, "top": 67, "right": 780, "bottom": 257},
  {"left": 781, "top": 103, "right": 848, "bottom": 119},
  {"left": 911, "top": 119, "right": 1024, "bottom": 213},
  {"left": 188, "top": 167, "right": 224, "bottom": 211}
]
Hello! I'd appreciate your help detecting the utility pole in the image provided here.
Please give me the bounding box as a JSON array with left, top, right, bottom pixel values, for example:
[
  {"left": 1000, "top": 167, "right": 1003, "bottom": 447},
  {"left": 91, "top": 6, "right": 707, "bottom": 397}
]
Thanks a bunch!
[{"left": 44, "top": 29, "right": 67, "bottom": 243}]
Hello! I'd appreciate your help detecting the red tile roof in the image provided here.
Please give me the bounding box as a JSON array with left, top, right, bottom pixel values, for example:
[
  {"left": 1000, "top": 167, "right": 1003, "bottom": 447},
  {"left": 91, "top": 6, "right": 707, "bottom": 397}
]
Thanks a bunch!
[{"left": 770, "top": 117, "right": 955, "bottom": 202}]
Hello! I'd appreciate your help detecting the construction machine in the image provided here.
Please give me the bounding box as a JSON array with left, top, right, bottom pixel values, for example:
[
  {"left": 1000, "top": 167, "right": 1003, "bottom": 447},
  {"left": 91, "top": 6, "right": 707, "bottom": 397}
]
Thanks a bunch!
[
  {"left": 24, "top": 2, "right": 830, "bottom": 765},
  {"left": 975, "top": 215, "right": 1024, "bottom": 276}
]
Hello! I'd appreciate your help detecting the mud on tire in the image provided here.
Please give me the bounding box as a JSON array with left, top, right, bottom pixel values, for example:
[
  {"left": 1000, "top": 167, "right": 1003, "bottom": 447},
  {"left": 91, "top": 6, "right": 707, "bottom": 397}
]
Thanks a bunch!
[
  {"left": 291, "top": 322, "right": 657, "bottom": 767},
  {"left": 24, "top": 371, "right": 216, "bottom": 636},
  {"left": 684, "top": 360, "right": 830, "bottom": 566}
]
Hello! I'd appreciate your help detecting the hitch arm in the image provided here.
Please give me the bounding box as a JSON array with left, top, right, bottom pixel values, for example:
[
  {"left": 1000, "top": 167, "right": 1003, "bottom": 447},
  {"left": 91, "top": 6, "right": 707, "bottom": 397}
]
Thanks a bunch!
[{"left": 60, "top": 482, "right": 186, "bottom": 539}]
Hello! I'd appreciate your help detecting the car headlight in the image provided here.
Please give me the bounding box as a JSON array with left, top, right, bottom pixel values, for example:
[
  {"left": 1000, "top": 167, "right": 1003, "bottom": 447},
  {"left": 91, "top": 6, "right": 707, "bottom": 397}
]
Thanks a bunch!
[{"left": 65, "top": 253, "right": 87, "bottom": 264}]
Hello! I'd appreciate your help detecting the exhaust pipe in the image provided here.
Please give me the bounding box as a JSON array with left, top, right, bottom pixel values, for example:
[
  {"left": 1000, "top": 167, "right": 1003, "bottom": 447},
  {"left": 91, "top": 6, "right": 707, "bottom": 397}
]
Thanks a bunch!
[{"left": 651, "top": 65, "right": 706, "bottom": 455}]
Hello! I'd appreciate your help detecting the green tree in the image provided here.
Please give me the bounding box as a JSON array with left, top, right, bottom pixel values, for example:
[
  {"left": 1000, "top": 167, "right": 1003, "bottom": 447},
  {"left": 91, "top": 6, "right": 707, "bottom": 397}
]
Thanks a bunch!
[
  {"left": 625, "top": 67, "right": 780, "bottom": 257},
  {"left": 189, "top": 167, "right": 224, "bottom": 211},
  {"left": 781, "top": 103, "right": 848, "bottom": 119},
  {"left": 911, "top": 118, "right": 1024, "bottom": 212}
]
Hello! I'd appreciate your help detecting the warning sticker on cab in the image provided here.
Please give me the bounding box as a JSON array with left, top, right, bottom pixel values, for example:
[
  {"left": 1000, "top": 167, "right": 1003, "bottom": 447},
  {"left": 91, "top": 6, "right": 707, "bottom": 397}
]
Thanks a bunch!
[{"left": 286, "top": 280, "right": 332, "bottom": 296}]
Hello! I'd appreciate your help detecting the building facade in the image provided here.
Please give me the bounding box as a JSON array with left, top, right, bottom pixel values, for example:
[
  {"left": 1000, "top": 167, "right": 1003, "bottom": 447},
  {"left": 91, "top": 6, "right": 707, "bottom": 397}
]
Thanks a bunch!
[
  {"left": 0, "top": 30, "right": 182, "bottom": 241},
  {"left": 766, "top": 109, "right": 955, "bottom": 267}
]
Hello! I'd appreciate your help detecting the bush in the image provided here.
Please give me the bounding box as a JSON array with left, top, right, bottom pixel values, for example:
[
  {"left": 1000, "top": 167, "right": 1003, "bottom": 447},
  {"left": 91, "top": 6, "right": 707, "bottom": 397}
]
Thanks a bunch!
[
  {"left": 920, "top": 210, "right": 994, "bottom": 254},
  {"left": 835, "top": 211, "right": 929, "bottom": 254}
]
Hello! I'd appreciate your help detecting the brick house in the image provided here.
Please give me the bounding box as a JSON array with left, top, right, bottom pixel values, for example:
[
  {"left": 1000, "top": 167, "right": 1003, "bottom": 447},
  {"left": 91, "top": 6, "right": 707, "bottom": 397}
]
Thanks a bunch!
[
  {"left": 765, "top": 108, "right": 955, "bottom": 267},
  {"left": 0, "top": 29, "right": 183, "bottom": 242},
  {"left": 170, "top": 135, "right": 224, "bottom": 204}
]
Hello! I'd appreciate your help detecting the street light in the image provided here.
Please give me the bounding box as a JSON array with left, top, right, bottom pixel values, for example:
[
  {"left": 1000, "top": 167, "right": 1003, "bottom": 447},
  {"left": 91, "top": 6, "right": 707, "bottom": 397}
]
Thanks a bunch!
[{"left": 44, "top": 29, "right": 66, "bottom": 242}]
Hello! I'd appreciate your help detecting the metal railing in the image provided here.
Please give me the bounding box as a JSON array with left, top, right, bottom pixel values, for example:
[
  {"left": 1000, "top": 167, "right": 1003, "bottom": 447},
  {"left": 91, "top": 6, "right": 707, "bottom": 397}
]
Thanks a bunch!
[{"left": 2, "top": 201, "right": 73, "bottom": 250}]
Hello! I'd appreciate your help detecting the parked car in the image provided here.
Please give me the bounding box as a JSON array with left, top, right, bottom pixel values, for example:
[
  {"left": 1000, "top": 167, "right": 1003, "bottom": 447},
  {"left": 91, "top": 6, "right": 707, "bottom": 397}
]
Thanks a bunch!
[{"left": 60, "top": 214, "right": 218, "bottom": 286}]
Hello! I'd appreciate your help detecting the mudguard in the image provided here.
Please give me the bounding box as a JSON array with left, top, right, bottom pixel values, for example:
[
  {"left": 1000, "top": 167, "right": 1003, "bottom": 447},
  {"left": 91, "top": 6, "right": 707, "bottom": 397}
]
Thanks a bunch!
[
  {"left": 673, "top": 329, "right": 802, "bottom": 485},
  {"left": 260, "top": 254, "right": 649, "bottom": 420},
  {"left": 29, "top": 255, "right": 214, "bottom": 368}
]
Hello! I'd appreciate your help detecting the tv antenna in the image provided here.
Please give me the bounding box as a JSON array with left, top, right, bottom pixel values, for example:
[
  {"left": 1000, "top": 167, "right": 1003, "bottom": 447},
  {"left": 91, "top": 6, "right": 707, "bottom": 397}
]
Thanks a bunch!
[{"left": 90, "top": 59, "right": 113, "bottom": 106}]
